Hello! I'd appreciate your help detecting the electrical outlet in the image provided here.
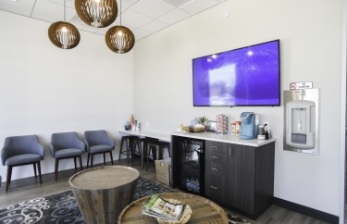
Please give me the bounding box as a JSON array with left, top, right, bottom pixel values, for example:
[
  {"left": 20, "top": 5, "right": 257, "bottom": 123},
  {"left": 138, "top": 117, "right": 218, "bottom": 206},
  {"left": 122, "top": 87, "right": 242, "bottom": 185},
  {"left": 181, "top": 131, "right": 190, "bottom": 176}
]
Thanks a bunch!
[{"left": 145, "top": 121, "right": 149, "bottom": 127}]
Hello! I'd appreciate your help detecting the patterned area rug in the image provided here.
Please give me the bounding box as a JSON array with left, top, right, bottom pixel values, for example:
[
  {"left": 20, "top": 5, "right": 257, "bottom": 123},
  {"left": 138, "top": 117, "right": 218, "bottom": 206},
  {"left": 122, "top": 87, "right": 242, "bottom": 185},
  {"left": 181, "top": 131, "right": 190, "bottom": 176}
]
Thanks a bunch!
[
  {"left": 0, "top": 177, "right": 171, "bottom": 224},
  {"left": 0, "top": 177, "right": 251, "bottom": 224}
]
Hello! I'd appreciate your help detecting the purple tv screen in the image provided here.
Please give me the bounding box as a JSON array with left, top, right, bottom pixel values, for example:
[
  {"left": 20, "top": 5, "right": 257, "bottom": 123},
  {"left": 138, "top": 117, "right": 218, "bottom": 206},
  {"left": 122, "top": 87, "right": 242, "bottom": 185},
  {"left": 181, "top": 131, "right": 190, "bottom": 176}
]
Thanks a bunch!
[{"left": 193, "top": 40, "right": 280, "bottom": 107}]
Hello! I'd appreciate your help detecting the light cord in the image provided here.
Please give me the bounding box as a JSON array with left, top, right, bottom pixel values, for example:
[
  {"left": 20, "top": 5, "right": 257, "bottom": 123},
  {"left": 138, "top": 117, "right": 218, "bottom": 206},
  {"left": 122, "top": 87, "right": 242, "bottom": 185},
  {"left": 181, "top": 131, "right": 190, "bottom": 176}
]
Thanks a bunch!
[{"left": 63, "top": 0, "right": 66, "bottom": 21}]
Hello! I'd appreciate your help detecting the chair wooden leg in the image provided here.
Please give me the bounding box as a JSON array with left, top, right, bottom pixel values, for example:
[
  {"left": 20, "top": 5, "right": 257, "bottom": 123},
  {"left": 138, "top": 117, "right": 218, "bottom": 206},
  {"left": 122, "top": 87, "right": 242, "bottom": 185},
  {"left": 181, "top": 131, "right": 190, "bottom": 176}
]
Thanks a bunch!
[
  {"left": 55, "top": 159, "right": 59, "bottom": 181},
  {"left": 87, "top": 153, "right": 90, "bottom": 168},
  {"left": 6, "top": 166, "right": 12, "bottom": 191},
  {"left": 110, "top": 151, "right": 114, "bottom": 165},
  {"left": 74, "top": 157, "right": 77, "bottom": 171},
  {"left": 33, "top": 163, "right": 37, "bottom": 178},
  {"left": 79, "top": 156, "right": 83, "bottom": 170},
  {"left": 37, "top": 161, "right": 42, "bottom": 184},
  {"left": 91, "top": 154, "right": 94, "bottom": 167}
]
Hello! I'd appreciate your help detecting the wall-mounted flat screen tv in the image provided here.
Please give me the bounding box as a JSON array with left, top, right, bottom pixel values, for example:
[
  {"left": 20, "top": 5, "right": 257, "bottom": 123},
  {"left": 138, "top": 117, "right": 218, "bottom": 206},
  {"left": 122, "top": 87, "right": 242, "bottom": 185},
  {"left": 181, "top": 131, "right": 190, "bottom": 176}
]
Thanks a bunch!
[{"left": 192, "top": 40, "right": 280, "bottom": 107}]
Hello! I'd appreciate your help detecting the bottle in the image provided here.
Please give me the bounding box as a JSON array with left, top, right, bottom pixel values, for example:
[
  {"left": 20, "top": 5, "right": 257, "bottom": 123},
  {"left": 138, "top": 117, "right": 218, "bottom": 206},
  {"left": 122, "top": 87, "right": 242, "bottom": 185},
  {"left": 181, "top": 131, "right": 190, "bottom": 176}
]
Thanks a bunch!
[
  {"left": 231, "top": 122, "right": 236, "bottom": 135},
  {"left": 130, "top": 115, "right": 135, "bottom": 126}
]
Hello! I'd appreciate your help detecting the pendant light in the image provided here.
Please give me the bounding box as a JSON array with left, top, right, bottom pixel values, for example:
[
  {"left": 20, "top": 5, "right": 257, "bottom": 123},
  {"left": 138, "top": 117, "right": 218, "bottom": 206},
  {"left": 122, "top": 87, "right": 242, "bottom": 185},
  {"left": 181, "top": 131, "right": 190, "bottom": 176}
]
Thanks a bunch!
[
  {"left": 48, "top": 0, "right": 80, "bottom": 49},
  {"left": 105, "top": 0, "right": 135, "bottom": 54},
  {"left": 75, "top": 0, "right": 118, "bottom": 28}
]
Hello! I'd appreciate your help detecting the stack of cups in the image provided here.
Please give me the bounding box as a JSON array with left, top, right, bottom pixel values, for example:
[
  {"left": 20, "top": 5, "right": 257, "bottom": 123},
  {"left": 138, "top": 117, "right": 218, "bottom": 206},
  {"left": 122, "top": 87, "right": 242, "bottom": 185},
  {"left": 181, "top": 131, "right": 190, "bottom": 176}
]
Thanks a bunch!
[{"left": 216, "top": 114, "right": 228, "bottom": 134}]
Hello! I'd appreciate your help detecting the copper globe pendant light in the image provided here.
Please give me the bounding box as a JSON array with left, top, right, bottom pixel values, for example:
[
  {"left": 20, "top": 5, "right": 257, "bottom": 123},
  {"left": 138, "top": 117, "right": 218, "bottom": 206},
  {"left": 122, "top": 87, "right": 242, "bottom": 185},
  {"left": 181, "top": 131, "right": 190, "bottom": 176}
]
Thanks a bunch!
[
  {"left": 105, "top": 0, "right": 135, "bottom": 54},
  {"left": 75, "top": 0, "right": 118, "bottom": 28},
  {"left": 48, "top": 0, "right": 80, "bottom": 49}
]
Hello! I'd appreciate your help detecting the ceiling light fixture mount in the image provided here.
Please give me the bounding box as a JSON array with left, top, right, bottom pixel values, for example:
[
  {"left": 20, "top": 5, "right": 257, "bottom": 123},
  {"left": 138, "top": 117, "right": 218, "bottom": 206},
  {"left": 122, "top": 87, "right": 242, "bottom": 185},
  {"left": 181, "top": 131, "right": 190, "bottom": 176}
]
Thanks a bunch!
[
  {"left": 75, "top": 0, "right": 118, "bottom": 28},
  {"left": 105, "top": 0, "right": 135, "bottom": 54},
  {"left": 48, "top": 0, "right": 80, "bottom": 49}
]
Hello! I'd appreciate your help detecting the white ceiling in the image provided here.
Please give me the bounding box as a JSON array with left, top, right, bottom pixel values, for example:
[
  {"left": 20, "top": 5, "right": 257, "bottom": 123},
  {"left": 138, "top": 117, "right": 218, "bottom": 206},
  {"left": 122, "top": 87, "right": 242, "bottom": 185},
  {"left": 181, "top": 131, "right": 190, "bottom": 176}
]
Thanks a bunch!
[{"left": 0, "top": 0, "right": 226, "bottom": 40}]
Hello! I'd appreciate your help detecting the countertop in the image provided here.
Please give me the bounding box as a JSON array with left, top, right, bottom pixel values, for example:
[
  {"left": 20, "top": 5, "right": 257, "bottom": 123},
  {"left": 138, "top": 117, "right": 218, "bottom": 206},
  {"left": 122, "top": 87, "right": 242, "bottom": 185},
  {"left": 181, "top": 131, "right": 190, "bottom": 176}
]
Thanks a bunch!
[
  {"left": 172, "top": 131, "right": 275, "bottom": 147},
  {"left": 120, "top": 129, "right": 275, "bottom": 147}
]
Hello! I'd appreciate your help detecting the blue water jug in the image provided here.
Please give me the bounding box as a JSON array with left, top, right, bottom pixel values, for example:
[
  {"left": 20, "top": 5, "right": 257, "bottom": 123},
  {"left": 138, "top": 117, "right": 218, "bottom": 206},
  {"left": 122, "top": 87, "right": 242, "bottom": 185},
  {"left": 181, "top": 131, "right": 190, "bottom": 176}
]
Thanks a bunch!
[{"left": 240, "top": 112, "right": 257, "bottom": 140}]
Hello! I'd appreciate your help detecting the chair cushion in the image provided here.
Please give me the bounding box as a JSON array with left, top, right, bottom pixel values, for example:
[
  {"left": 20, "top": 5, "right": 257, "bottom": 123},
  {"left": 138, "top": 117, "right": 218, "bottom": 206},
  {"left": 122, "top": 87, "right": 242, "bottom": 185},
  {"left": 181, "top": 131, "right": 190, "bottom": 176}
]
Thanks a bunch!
[
  {"left": 5, "top": 154, "right": 42, "bottom": 166},
  {"left": 55, "top": 148, "right": 83, "bottom": 159},
  {"left": 89, "top": 145, "right": 113, "bottom": 154}
]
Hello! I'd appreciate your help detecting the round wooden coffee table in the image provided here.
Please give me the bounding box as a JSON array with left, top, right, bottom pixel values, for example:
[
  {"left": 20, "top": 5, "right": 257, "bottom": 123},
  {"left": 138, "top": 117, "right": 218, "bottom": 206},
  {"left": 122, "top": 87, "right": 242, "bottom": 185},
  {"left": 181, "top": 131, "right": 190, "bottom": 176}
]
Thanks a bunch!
[{"left": 118, "top": 192, "right": 228, "bottom": 224}]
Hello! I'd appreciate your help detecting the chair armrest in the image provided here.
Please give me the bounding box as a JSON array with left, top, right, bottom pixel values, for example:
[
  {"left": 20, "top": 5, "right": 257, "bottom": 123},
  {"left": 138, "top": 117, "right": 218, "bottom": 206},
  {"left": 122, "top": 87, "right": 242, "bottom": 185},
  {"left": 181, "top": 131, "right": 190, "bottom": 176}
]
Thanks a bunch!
[
  {"left": 74, "top": 138, "right": 86, "bottom": 152},
  {"left": 49, "top": 143, "right": 56, "bottom": 157},
  {"left": 1, "top": 146, "right": 11, "bottom": 165},
  {"left": 105, "top": 137, "right": 115, "bottom": 148},
  {"left": 34, "top": 142, "right": 45, "bottom": 158},
  {"left": 83, "top": 139, "right": 90, "bottom": 152}
]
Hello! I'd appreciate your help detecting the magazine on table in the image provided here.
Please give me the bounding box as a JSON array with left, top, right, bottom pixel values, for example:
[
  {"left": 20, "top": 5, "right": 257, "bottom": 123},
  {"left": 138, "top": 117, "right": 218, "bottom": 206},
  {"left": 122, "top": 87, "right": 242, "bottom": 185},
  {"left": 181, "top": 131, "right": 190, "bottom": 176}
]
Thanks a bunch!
[{"left": 142, "top": 194, "right": 186, "bottom": 221}]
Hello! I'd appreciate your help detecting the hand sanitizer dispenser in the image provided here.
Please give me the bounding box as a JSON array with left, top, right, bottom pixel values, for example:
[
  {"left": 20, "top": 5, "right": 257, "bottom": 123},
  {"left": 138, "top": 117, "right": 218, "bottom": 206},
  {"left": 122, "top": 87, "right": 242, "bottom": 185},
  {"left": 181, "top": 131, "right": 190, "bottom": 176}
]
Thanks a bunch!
[{"left": 286, "top": 100, "right": 315, "bottom": 149}]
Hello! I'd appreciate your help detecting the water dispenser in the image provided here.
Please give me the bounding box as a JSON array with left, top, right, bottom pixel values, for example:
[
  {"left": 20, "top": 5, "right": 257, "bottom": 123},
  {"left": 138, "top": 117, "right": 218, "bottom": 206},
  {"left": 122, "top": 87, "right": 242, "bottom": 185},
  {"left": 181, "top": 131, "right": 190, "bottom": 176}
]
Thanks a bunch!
[{"left": 283, "top": 89, "right": 319, "bottom": 154}]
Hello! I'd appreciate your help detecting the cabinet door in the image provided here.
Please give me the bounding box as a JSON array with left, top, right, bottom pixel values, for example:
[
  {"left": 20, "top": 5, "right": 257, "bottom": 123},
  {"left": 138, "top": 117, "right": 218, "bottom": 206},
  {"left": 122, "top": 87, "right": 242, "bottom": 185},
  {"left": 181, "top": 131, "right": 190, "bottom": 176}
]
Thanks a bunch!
[
  {"left": 204, "top": 141, "right": 227, "bottom": 203},
  {"left": 226, "top": 144, "right": 255, "bottom": 213}
]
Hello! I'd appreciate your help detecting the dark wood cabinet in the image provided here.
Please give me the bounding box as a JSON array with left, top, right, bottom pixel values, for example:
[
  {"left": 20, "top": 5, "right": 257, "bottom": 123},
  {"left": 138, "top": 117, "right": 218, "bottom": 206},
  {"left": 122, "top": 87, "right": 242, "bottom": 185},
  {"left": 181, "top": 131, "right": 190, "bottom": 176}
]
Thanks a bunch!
[
  {"left": 172, "top": 133, "right": 275, "bottom": 219},
  {"left": 205, "top": 141, "right": 275, "bottom": 219}
]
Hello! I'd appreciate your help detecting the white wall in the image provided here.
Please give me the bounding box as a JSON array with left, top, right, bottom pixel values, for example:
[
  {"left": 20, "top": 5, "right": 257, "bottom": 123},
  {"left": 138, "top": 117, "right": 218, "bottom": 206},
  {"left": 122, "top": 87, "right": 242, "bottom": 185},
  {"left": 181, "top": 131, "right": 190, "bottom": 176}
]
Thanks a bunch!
[
  {"left": 0, "top": 11, "right": 134, "bottom": 180},
  {"left": 0, "top": 0, "right": 344, "bottom": 218},
  {"left": 133, "top": 0, "right": 343, "bottom": 216}
]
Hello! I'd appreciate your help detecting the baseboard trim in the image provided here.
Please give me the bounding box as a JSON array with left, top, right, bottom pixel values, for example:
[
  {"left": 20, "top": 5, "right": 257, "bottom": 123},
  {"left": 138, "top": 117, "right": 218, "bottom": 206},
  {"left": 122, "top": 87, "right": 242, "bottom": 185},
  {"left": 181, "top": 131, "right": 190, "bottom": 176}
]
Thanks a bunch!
[{"left": 273, "top": 197, "right": 338, "bottom": 224}]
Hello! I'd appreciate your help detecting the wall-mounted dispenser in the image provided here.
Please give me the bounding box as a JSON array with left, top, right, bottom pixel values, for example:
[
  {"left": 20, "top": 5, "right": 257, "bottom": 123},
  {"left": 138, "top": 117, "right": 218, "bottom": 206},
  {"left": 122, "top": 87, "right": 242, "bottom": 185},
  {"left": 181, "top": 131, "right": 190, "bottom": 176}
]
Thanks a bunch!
[
  {"left": 286, "top": 100, "right": 315, "bottom": 149},
  {"left": 283, "top": 89, "right": 319, "bottom": 154}
]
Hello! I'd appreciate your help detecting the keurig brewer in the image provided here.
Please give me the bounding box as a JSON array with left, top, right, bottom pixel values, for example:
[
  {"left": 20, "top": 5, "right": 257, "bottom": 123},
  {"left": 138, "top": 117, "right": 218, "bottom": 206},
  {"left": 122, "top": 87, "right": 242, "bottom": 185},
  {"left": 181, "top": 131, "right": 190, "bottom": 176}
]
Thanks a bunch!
[{"left": 240, "top": 112, "right": 258, "bottom": 140}]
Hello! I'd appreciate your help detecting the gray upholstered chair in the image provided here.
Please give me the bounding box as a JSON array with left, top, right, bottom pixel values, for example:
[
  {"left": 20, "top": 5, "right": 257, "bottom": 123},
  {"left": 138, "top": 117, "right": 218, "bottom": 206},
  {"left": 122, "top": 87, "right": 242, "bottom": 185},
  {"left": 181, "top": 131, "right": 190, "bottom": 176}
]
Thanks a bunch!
[
  {"left": 84, "top": 130, "right": 115, "bottom": 167},
  {"left": 1, "top": 135, "right": 45, "bottom": 191},
  {"left": 50, "top": 132, "right": 85, "bottom": 180}
]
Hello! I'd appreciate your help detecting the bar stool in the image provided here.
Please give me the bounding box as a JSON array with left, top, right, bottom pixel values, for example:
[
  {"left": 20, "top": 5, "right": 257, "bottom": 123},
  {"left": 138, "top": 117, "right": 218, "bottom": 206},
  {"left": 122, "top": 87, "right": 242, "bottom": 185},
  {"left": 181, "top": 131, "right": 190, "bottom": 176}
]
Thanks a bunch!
[
  {"left": 133, "top": 137, "right": 147, "bottom": 167},
  {"left": 119, "top": 135, "right": 139, "bottom": 164},
  {"left": 145, "top": 138, "right": 170, "bottom": 171}
]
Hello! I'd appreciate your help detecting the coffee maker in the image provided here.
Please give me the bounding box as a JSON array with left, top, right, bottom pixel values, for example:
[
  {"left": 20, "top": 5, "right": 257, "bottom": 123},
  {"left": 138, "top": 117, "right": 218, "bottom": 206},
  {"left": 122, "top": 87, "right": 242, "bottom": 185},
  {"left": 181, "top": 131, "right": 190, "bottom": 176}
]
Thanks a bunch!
[{"left": 239, "top": 112, "right": 258, "bottom": 140}]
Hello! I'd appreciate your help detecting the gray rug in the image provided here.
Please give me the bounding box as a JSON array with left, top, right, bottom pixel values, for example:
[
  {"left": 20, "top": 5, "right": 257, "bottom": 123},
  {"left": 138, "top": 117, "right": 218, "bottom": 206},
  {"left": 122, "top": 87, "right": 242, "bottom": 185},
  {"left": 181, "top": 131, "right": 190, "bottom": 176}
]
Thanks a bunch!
[{"left": 0, "top": 177, "right": 172, "bottom": 224}]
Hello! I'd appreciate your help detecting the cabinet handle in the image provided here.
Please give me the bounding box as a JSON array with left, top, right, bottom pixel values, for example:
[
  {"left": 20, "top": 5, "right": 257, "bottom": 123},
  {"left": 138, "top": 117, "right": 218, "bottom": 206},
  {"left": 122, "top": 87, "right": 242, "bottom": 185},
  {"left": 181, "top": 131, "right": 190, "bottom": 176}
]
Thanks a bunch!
[
  {"left": 212, "top": 156, "right": 218, "bottom": 159},
  {"left": 212, "top": 167, "right": 218, "bottom": 171},
  {"left": 212, "top": 146, "right": 218, "bottom": 149},
  {"left": 211, "top": 186, "right": 218, "bottom": 190},
  {"left": 229, "top": 147, "right": 233, "bottom": 157}
]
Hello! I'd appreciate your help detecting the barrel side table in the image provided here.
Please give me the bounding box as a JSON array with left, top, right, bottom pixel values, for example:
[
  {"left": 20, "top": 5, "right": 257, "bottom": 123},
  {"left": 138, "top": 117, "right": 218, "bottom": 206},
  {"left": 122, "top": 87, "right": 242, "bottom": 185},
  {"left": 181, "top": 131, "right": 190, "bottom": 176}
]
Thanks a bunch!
[{"left": 69, "top": 165, "right": 140, "bottom": 224}]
